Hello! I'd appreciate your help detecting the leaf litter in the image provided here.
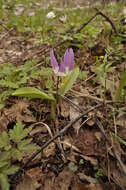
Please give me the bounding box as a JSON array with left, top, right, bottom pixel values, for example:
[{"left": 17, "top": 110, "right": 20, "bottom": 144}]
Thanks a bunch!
[{"left": 0, "top": 1, "right": 126, "bottom": 190}]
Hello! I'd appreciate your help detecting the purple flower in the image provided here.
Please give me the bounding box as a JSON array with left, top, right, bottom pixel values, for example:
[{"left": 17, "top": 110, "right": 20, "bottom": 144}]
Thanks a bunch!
[{"left": 50, "top": 48, "right": 74, "bottom": 76}]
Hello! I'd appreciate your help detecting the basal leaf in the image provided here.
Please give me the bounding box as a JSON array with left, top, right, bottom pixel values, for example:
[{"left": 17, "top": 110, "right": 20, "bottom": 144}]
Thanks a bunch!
[
  {"left": 0, "top": 160, "right": 8, "bottom": 168},
  {"left": 18, "top": 140, "right": 39, "bottom": 154},
  {"left": 0, "top": 174, "right": 10, "bottom": 190},
  {"left": 9, "top": 122, "right": 31, "bottom": 143},
  {"left": 3, "top": 165, "right": 19, "bottom": 175},
  {"left": 10, "top": 148, "right": 23, "bottom": 161},
  {"left": 12, "top": 87, "right": 55, "bottom": 101},
  {"left": 18, "top": 138, "right": 32, "bottom": 148},
  {"left": 0, "top": 132, "right": 11, "bottom": 150},
  {"left": 0, "top": 152, "right": 11, "bottom": 162},
  {"left": 58, "top": 67, "right": 79, "bottom": 95}
]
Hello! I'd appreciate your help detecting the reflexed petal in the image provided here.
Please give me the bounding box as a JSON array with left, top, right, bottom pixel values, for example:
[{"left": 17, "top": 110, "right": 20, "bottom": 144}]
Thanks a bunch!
[
  {"left": 63, "top": 48, "right": 74, "bottom": 73},
  {"left": 50, "top": 49, "right": 59, "bottom": 73},
  {"left": 58, "top": 59, "right": 66, "bottom": 76},
  {"left": 69, "top": 48, "right": 74, "bottom": 72},
  {"left": 50, "top": 48, "right": 74, "bottom": 76},
  {"left": 64, "top": 49, "right": 69, "bottom": 67}
]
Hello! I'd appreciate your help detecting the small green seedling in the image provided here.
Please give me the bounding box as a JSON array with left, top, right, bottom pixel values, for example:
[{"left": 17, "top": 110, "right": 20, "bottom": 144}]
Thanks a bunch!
[{"left": 0, "top": 122, "right": 39, "bottom": 190}]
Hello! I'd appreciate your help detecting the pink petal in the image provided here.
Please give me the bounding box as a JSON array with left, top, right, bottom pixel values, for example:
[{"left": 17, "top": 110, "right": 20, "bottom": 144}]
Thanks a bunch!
[
  {"left": 59, "top": 59, "right": 66, "bottom": 76},
  {"left": 63, "top": 49, "right": 69, "bottom": 68},
  {"left": 69, "top": 48, "right": 74, "bottom": 71},
  {"left": 50, "top": 49, "right": 59, "bottom": 72}
]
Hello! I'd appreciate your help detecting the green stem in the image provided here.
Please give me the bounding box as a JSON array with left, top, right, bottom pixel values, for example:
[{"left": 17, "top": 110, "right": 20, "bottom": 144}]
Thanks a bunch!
[
  {"left": 51, "top": 101, "right": 56, "bottom": 121},
  {"left": 51, "top": 76, "right": 60, "bottom": 121}
]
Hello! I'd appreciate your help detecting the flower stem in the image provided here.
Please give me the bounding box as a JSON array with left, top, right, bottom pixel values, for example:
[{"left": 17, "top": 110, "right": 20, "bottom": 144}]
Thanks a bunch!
[{"left": 51, "top": 76, "right": 60, "bottom": 121}]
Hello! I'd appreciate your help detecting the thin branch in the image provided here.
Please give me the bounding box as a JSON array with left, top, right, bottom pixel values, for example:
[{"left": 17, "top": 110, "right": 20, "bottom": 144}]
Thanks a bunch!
[
  {"left": 94, "top": 8, "right": 118, "bottom": 35},
  {"left": 24, "top": 104, "right": 102, "bottom": 167},
  {"left": 75, "top": 12, "right": 99, "bottom": 33},
  {"left": 11, "top": 103, "right": 102, "bottom": 180},
  {"left": 32, "top": 9, "right": 120, "bottom": 69}
]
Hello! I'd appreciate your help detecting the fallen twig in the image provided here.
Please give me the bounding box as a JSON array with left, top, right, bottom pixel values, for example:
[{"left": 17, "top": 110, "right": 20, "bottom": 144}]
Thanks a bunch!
[
  {"left": 94, "top": 8, "right": 118, "bottom": 34},
  {"left": 11, "top": 103, "right": 102, "bottom": 180},
  {"left": 75, "top": 12, "right": 99, "bottom": 33},
  {"left": 32, "top": 8, "right": 120, "bottom": 69}
]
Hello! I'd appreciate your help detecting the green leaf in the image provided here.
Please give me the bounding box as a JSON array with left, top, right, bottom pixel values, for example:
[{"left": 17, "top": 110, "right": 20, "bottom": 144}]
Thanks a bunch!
[
  {"left": 79, "top": 159, "right": 84, "bottom": 165},
  {"left": 9, "top": 122, "right": 31, "bottom": 143},
  {"left": 40, "top": 67, "right": 53, "bottom": 77},
  {"left": 58, "top": 67, "right": 79, "bottom": 95},
  {"left": 0, "top": 160, "right": 8, "bottom": 168},
  {"left": 18, "top": 139, "right": 39, "bottom": 154},
  {"left": 3, "top": 165, "right": 19, "bottom": 175},
  {"left": 17, "top": 138, "right": 32, "bottom": 149},
  {"left": 0, "top": 132, "right": 11, "bottom": 150},
  {"left": 79, "top": 71, "right": 88, "bottom": 80},
  {"left": 0, "top": 103, "right": 4, "bottom": 109},
  {"left": 0, "top": 174, "right": 10, "bottom": 190},
  {"left": 0, "top": 152, "right": 11, "bottom": 162},
  {"left": 12, "top": 87, "right": 55, "bottom": 101},
  {"left": 10, "top": 148, "right": 23, "bottom": 161},
  {"left": 116, "top": 70, "right": 126, "bottom": 101}
]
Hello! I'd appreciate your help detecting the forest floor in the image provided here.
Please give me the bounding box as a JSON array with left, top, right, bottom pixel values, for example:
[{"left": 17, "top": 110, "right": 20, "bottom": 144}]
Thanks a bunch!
[{"left": 0, "top": 1, "right": 126, "bottom": 190}]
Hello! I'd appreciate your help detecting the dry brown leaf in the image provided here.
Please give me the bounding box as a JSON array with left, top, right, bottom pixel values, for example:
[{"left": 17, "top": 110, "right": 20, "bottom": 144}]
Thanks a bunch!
[
  {"left": 69, "top": 98, "right": 81, "bottom": 133},
  {"left": 53, "top": 169, "right": 73, "bottom": 190},
  {"left": 106, "top": 134, "right": 124, "bottom": 158},
  {"left": 61, "top": 136, "right": 75, "bottom": 150},
  {"left": 116, "top": 115, "right": 126, "bottom": 139},
  {"left": 0, "top": 110, "right": 9, "bottom": 132},
  {"left": 78, "top": 173, "right": 97, "bottom": 185},
  {"left": 10, "top": 100, "right": 35, "bottom": 122},
  {"left": 26, "top": 168, "right": 43, "bottom": 189},
  {"left": 74, "top": 129, "right": 105, "bottom": 156},
  {"left": 116, "top": 115, "right": 126, "bottom": 127},
  {"left": 112, "top": 169, "right": 126, "bottom": 189},
  {"left": 72, "top": 175, "right": 103, "bottom": 190},
  {"left": 0, "top": 100, "right": 35, "bottom": 133},
  {"left": 16, "top": 175, "right": 36, "bottom": 190},
  {"left": 41, "top": 169, "right": 73, "bottom": 190},
  {"left": 62, "top": 137, "right": 98, "bottom": 166},
  {"left": 86, "top": 119, "right": 95, "bottom": 126},
  {"left": 43, "top": 142, "right": 55, "bottom": 157},
  {"left": 97, "top": 110, "right": 104, "bottom": 119},
  {"left": 41, "top": 172, "right": 55, "bottom": 190},
  {"left": 60, "top": 99, "right": 70, "bottom": 118},
  {"left": 94, "top": 132, "right": 102, "bottom": 141},
  {"left": 100, "top": 156, "right": 126, "bottom": 190},
  {"left": 82, "top": 155, "right": 98, "bottom": 166},
  {"left": 30, "top": 126, "right": 47, "bottom": 136}
]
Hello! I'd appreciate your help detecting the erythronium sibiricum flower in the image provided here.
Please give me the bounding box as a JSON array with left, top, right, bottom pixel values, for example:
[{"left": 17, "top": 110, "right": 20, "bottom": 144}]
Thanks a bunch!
[{"left": 50, "top": 48, "right": 74, "bottom": 76}]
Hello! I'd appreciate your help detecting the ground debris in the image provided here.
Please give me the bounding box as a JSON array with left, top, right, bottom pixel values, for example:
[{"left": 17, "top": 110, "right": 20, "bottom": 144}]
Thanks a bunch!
[
  {"left": 0, "top": 100, "right": 35, "bottom": 133},
  {"left": 0, "top": 1, "right": 126, "bottom": 190}
]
